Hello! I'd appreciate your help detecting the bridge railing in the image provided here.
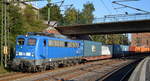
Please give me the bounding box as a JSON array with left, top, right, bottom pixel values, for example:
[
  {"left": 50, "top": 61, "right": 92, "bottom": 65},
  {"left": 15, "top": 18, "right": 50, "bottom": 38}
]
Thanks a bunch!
[
  {"left": 93, "top": 13, "right": 150, "bottom": 23},
  {"left": 59, "top": 13, "right": 150, "bottom": 26}
]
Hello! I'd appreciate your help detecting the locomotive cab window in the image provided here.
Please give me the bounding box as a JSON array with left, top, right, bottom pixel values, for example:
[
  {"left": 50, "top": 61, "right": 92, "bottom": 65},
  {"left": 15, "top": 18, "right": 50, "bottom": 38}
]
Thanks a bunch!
[
  {"left": 17, "top": 38, "right": 25, "bottom": 45},
  {"left": 28, "top": 38, "right": 36, "bottom": 45}
]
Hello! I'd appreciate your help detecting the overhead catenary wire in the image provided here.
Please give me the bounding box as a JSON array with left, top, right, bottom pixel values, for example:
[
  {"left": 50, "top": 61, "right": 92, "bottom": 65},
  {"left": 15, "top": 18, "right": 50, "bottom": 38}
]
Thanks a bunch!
[
  {"left": 52, "top": 0, "right": 67, "bottom": 27},
  {"left": 115, "top": 0, "right": 140, "bottom": 2},
  {"left": 112, "top": 1, "right": 150, "bottom": 13},
  {"left": 110, "top": 0, "right": 120, "bottom": 14},
  {"left": 99, "top": 0, "right": 112, "bottom": 15}
]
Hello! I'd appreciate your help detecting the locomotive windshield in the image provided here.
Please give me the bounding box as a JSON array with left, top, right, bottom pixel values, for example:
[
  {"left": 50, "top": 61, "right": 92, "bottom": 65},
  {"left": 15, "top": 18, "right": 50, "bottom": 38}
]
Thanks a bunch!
[
  {"left": 28, "top": 38, "right": 36, "bottom": 45},
  {"left": 17, "top": 38, "right": 25, "bottom": 45}
]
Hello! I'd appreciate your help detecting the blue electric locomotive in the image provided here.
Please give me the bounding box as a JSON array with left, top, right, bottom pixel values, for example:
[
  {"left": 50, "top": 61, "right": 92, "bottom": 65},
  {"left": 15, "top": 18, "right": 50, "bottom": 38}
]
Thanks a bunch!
[
  {"left": 10, "top": 32, "right": 135, "bottom": 72},
  {"left": 11, "top": 33, "right": 84, "bottom": 72}
]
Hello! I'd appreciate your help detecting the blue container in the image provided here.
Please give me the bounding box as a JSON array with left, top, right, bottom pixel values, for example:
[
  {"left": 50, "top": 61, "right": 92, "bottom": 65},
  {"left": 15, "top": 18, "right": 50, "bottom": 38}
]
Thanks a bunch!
[
  {"left": 113, "top": 45, "right": 122, "bottom": 57},
  {"left": 120, "top": 45, "right": 129, "bottom": 56},
  {"left": 83, "top": 40, "right": 102, "bottom": 57},
  {"left": 113, "top": 45, "right": 129, "bottom": 57}
]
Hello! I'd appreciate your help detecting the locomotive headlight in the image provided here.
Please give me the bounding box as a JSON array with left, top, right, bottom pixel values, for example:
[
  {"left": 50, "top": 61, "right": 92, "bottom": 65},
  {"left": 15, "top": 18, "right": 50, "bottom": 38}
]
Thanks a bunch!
[
  {"left": 31, "top": 53, "right": 34, "bottom": 57},
  {"left": 26, "top": 52, "right": 31, "bottom": 56},
  {"left": 31, "top": 54, "right": 34, "bottom": 57},
  {"left": 19, "top": 52, "right": 23, "bottom": 56}
]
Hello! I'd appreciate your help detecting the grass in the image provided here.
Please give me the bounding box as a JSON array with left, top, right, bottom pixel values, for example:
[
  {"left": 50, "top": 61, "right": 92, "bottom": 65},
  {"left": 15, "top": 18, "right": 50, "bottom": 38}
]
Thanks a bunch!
[{"left": 0, "top": 65, "right": 11, "bottom": 74}]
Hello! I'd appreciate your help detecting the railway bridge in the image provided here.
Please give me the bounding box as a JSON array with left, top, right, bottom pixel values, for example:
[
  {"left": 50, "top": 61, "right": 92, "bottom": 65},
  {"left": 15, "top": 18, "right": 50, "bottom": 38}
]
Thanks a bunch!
[
  {"left": 55, "top": 13, "right": 150, "bottom": 35},
  {"left": 56, "top": 19, "right": 150, "bottom": 35}
]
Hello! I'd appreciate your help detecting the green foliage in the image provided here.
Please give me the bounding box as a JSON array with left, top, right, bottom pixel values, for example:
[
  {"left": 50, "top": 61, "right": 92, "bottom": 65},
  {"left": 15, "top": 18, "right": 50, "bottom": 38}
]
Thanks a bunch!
[
  {"left": 23, "top": 5, "right": 47, "bottom": 32},
  {"left": 40, "top": 2, "right": 95, "bottom": 26},
  {"left": 23, "top": 5, "right": 36, "bottom": 23},
  {"left": 62, "top": 2, "right": 95, "bottom": 25},
  {"left": 9, "top": 5, "right": 25, "bottom": 36},
  {"left": 92, "top": 34, "right": 130, "bottom": 45},
  {"left": 4, "top": 4, "right": 46, "bottom": 43},
  {"left": 64, "top": 8, "right": 78, "bottom": 25},
  {"left": 80, "top": 2, "right": 95, "bottom": 24},
  {"left": 0, "top": 65, "right": 9, "bottom": 74},
  {"left": 39, "top": 4, "right": 63, "bottom": 23}
]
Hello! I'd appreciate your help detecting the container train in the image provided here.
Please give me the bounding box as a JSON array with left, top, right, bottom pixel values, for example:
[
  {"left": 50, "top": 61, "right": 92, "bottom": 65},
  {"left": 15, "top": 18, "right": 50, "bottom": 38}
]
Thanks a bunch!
[{"left": 9, "top": 32, "right": 150, "bottom": 72}]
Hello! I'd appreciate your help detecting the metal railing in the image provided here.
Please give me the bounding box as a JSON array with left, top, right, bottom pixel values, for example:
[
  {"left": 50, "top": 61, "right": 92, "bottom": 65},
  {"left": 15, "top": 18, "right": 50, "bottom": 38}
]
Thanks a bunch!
[
  {"left": 93, "top": 13, "right": 150, "bottom": 23},
  {"left": 59, "top": 13, "right": 150, "bottom": 26}
]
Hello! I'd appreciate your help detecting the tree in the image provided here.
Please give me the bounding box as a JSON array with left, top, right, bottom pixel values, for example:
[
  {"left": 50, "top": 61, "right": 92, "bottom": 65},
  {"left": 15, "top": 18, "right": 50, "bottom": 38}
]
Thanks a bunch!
[
  {"left": 9, "top": 5, "right": 25, "bottom": 36},
  {"left": 23, "top": 5, "right": 47, "bottom": 32},
  {"left": 92, "top": 35, "right": 106, "bottom": 44},
  {"left": 64, "top": 8, "right": 78, "bottom": 25},
  {"left": 23, "top": 5, "right": 36, "bottom": 24},
  {"left": 80, "top": 2, "right": 95, "bottom": 24},
  {"left": 63, "top": 2, "right": 95, "bottom": 25},
  {"left": 92, "top": 34, "right": 130, "bottom": 45},
  {"left": 40, "top": 4, "right": 63, "bottom": 23}
]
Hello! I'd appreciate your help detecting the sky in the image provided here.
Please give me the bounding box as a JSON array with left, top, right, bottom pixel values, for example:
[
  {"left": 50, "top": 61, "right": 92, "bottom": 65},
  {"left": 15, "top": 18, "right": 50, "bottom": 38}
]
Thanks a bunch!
[{"left": 31, "top": 0, "right": 150, "bottom": 18}]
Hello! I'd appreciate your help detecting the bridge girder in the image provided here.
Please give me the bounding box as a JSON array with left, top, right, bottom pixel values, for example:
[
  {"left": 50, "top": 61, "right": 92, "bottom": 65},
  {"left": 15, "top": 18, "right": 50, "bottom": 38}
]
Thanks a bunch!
[{"left": 55, "top": 20, "right": 150, "bottom": 35}]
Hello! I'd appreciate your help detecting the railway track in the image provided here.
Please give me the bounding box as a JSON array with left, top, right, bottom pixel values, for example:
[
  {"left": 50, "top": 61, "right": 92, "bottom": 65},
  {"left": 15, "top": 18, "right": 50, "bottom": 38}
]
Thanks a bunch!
[
  {"left": 99, "top": 58, "right": 142, "bottom": 81},
  {"left": 34, "top": 60, "right": 116, "bottom": 81},
  {"left": 12, "top": 60, "right": 114, "bottom": 81},
  {"left": 0, "top": 72, "right": 31, "bottom": 81},
  {"left": 0, "top": 57, "right": 142, "bottom": 81},
  {"left": 5, "top": 59, "right": 133, "bottom": 81}
]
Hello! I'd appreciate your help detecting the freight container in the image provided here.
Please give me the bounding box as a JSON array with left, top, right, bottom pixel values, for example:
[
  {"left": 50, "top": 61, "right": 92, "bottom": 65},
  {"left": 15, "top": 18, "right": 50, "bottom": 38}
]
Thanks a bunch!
[
  {"left": 141, "top": 47, "right": 148, "bottom": 53},
  {"left": 135, "top": 46, "right": 141, "bottom": 53},
  {"left": 121, "top": 45, "right": 129, "bottom": 56},
  {"left": 148, "top": 48, "right": 150, "bottom": 52},
  {"left": 112, "top": 45, "right": 129, "bottom": 57},
  {"left": 146, "top": 48, "right": 149, "bottom": 52},
  {"left": 100, "top": 45, "right": 113, "bottom": 59},
  {"left": 129, "top": 46, "right": 136, "bottom": 53},
  {"left": 83, "top": 40, "right": 102, "bottom": 57},
  {"left": 101, "top": 45, "right": 113, "bottom": 55},
  {"left": 112, "top": 45, "right": 123, "bottom": 57}
]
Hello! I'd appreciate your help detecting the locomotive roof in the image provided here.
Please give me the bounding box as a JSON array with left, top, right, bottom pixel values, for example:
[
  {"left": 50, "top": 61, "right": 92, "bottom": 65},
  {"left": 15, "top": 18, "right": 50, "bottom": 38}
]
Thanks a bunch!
[
  {"left": 17, "top": 32, "right": 68, "bottom": 39},
  {"left": 16, "top": 35, "right": 82, "bottom": 43}
]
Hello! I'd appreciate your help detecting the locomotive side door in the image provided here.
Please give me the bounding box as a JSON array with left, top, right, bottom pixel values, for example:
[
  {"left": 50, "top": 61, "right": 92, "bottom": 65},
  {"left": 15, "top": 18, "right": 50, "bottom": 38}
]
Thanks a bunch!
[{"left": 43, "top": 40, "right": 48, "bottom": 59}]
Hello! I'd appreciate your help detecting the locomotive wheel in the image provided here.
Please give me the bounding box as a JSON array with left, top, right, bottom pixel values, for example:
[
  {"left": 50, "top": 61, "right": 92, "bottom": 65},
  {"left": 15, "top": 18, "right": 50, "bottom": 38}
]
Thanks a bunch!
[
  {"left": 53, "top": 63, "right": 59, "bottom": 69},
  {"left": 27, "top": 67, "right": 32, "bottom": 72},
  {"left": 39, "top": 65, "right": 46, "bottom": 72},
  {"left": 37, "top": 66, "right": 44, "bottom": 72}
]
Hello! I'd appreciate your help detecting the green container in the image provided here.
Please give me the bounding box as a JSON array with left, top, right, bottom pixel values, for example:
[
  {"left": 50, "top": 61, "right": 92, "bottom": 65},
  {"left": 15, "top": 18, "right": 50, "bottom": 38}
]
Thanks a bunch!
[{"left": 83, "top": 40, "right": 102, "bottom": 57}]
